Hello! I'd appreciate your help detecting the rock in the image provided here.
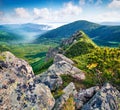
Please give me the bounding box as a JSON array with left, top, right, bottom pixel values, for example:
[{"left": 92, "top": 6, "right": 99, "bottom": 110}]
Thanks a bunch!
[
  {"left": 46, "top": 47, "right": 63, "bottom": 61},
  {"left": 82, "top": 83, "right": 120, "bottom": 110},
  {"left": 75, "top": 86, "right": 100, "bottom": 109},
  {"left": 61, "top": 31, "right": 83, "bottom": 47},
  {"left": 0, "top": 51, "right": 55, "bottom": 110},
  {"left": 54, "top": 54, "right": 74, "bottom": 65},
  {"left": 53, "top": 82, "right": 77, "bottom": 110},
  {"left": 36, "top": 54, "right": 85, "bottom": 91},
  {"left": 35, "top": 72, "right": 63, "bottom": 91}
]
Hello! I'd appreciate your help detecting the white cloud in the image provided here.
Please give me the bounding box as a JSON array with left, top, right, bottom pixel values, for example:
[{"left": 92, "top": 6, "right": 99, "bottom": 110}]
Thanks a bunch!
[
  {"left": 94, "top": 11, "right": 120, "bottom": 22},
  {"left": 15, "top": 8, "right": 30, "bottom": 18},
  {"left": 33, "top": 2, "right": 82, "bottom": 23},
  {"left": 62, "top": 2, "right": 82, "bottom": 15},
  {"left": 108, "top": 0, "right": 120, "bottom": 8},
  {"left": 34, "top": 8, "right": 50, "bottom": 19},
  {"left": 79, "top": 0, "right": 86, "bottom": 5}
]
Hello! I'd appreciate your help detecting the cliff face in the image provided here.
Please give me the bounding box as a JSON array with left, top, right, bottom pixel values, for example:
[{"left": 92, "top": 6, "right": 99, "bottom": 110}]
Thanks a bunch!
[{"left": 0, "top": 51, "right": 55, "bottom": 110}]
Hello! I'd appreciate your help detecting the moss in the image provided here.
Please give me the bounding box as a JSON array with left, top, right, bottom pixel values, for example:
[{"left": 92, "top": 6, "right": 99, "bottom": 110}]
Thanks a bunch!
[
  {"left": 52, "top": 90, "right": 64, "bottom": 99},
  {"left": 62, "top": 96, "right": 75, "bottom": 110}
]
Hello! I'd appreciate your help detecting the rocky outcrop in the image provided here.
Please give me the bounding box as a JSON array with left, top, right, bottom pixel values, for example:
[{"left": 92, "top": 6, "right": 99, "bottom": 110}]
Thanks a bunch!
[
  {"left": 82, "top": 83, "right": 120, "bottom": 110},
  {"left": 46, "top": 47, "right": 63, "bottom": 61},
  {"left": 35, "top": 54, "right": 85, "bottom": 91},
  {"left": 54, "top": 54, "right": 74, "bottom": 64},
  {"left": 53, "top": 82, "right": 77, "bottom": 110},
  {"left": 75, "top": 86, "right": 100, "bottom": 109},
  {"left": 0, "top": 51, "right": 55, "bottom": 110},
  {"left": 61, "top": 31, "right": 83, "bottom": 47}
]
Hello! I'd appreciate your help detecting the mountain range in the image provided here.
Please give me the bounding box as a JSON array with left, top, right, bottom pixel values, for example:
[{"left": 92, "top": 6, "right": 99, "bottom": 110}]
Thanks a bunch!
[
  {"left": 34, "top": 20, "right": 120, "bottom": 47},
  {"left": 0, "top": 23, "right": 51, "bottom": 43}
]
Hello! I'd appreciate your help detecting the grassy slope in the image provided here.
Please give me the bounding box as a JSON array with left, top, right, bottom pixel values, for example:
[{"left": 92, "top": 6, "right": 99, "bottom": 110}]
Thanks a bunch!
[
  {"left": 65, "top": 31, "right": 97, "bottom": 57},
  {"left": 62, "top": 32, "right": 120, "bottom": 89}
]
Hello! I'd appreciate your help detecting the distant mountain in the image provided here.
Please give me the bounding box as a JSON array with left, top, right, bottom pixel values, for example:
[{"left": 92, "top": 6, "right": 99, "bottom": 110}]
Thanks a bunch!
[
  {"left": 34, "top": 20, "right": 120, "bottom": 47},
  {"left": 0, "top": 23, "right": 51, "bottom": 43},
  {"left": 101, "top": 22, "right": 120, "bottom": 26},
  {"left": 0, "top": 30, "right": 25, "bottom": 43}
]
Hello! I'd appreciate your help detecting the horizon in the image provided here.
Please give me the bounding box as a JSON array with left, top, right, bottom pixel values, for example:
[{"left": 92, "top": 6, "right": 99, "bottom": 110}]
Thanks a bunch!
[{"left": 0, "top": 0, "right": 120, "bottom": 28}]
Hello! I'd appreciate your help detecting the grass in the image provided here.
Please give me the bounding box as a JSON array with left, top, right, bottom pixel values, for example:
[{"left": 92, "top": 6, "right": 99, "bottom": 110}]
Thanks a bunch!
[{"left": 0, "top": 43, "right": 57, "bottom": 74}]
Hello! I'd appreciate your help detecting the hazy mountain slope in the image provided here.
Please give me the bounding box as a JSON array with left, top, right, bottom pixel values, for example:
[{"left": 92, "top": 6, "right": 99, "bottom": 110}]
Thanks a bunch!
[
  {"left": 35, "top": 20, "right": 120, "bottom": 47},
  {"left": 0, "top": 30, "right": 24, "bottom": 43},
  {"left": 0, "top": 23, "right": 51, "bottom": 43}
]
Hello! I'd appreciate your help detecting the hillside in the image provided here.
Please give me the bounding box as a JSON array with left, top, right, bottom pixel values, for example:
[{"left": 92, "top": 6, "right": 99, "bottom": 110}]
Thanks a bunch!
[
  {"left": 0, "top": 23, "right": 51, "bottom": 43},
  {"left": 34, "top": 20, "right": 120, "bottom": 47},
  {"left": 44, "top": 31, "right": 120, "bottom": 90},
  {"left": 0, "top": 30, "right": 24, "bottom": 43}
]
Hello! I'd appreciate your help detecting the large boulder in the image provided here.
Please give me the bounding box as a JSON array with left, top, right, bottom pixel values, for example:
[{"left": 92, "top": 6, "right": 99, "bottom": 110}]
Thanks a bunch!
[
  {"left": 74, "top": 86, "right": 100, "bottom": 109},
  {"left": 0, "top": 51, "right": 55, "bottom": 110},
  {"left": 54, "top": 54, "right": 74, "bottom": 65},
  {"left": 53, "top": 82, "right": 77, "bottom": 110},
  {"left": 36, "top": 54, "right": 85, "bottom": 91},
  {"left": 82, "top": 83, "right": 120, "bottom": 110}
]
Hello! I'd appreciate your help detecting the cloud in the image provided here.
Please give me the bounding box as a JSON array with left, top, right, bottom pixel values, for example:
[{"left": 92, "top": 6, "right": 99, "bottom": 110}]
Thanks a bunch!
[
  {"left": 15, "top": 8, "right": 30, "bottom": 18},
  {"left": 96, "top": 11, "right": 120, "bottom": 22},
  {"left": 61, "top": 2, "right": 82, "bottom": 16},
  {"left": 79, "top": 0, "right": 86, "bottom": 5},
  {"left": 108, "top": 0, "right": 120, "bottom": 8},
  {"left": 33, "top": 2, "right": 82, "bottom": 22}
]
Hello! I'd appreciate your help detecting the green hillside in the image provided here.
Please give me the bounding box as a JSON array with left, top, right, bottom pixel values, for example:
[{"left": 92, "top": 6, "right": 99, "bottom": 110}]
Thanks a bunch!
[
  {"left": 61, "top": 31, "right": 120, "bottom": 90},
  {"left": 0, "top": 30, "right": 24, "bottom": 43},
  {"left": 64, "top": 31, "right": 97, "bottom": 57},
  {"left": 34, "top": 20, "right": 120, "bottom": 47}
]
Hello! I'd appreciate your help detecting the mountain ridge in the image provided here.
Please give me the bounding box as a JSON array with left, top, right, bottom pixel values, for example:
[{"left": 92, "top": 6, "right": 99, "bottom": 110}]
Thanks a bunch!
[{"left": 34, "top": 20, "right": 120, "bottom": 47}]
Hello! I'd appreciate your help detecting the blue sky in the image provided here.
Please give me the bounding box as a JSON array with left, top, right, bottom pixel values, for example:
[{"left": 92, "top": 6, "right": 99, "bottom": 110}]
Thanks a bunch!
[{"left": 0, "top": 0, "right": 120, "bottom": 27}]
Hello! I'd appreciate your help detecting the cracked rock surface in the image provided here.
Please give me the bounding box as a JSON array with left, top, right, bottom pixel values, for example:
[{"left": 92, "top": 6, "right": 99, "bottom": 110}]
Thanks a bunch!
[{"left": 0, "top": 51, "right": 55, "bottom": 110}]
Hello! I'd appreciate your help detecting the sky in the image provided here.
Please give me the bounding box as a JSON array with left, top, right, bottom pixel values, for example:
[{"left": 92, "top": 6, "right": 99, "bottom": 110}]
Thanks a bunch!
[{"left": 0, "top": 0, "right": 120, "bottom": 27}]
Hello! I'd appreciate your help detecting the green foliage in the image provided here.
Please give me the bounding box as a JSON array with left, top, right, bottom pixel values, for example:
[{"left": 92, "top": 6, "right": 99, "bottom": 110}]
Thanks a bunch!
[
  {"left": 0, "top": 45, "right": 10, "bottom": 52},
  {"left": 61, "top": 74, "right": 85, "bottom": 90},
  {"left": 73, "top": 47, "right": 120, "bottom": 89},
  {"left": 65, "top": 31, "right": 96, "bottom": 57},
  {"left": 52, "top": 90, "right": 64, "bottom": 99},
  {"left": 0, "top": 30, "right": 24, "bottom": 43},
  {"left": 31, "top": 58, "right": 53, "bottom": 75}
]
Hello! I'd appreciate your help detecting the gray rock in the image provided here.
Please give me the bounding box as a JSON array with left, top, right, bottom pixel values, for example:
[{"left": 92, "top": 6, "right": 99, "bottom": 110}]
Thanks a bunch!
[
  {"left": 46, "top": 47, "right": 63, "bottom": 61},
  {"left": 61, "top": 31, "right": 83, "bottom": 47},
  {"left": 36, "top": 54, "right": 85, "bottom": 91},
  {"left": 53, "top": 82, "right": 77, "bottom": 110},
  {"left": 54, "top": 54, "right": 74, "bottom": 65},
  {"left": 0, "top": 51, "right": 55, "bottom": 110},
  {"left": 75, "top": 86, "right": 100, "bottom": 109},
  {"left": 82, "top": 83, "right": 120, "bottom": 110}
]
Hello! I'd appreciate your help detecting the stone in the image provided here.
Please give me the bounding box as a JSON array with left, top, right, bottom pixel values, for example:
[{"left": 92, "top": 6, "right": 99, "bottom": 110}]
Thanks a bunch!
[
  {"left": 0, "top": 51, "right": 55, "bottom": 110},
  {"left": 82, "top": 83, "right": 120, "bottom": 110},
  {"left": 53, "top": 82, "right": 77, "bottom": 110},
  {"left": 75, "top": 86, "right": 100, "bottom": 109},
  {"left": 54, "top": 54, "right": 74, "bottom": 65},
  {"left": 36, "top": 54, "right": 85, "bottom": 91}
]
